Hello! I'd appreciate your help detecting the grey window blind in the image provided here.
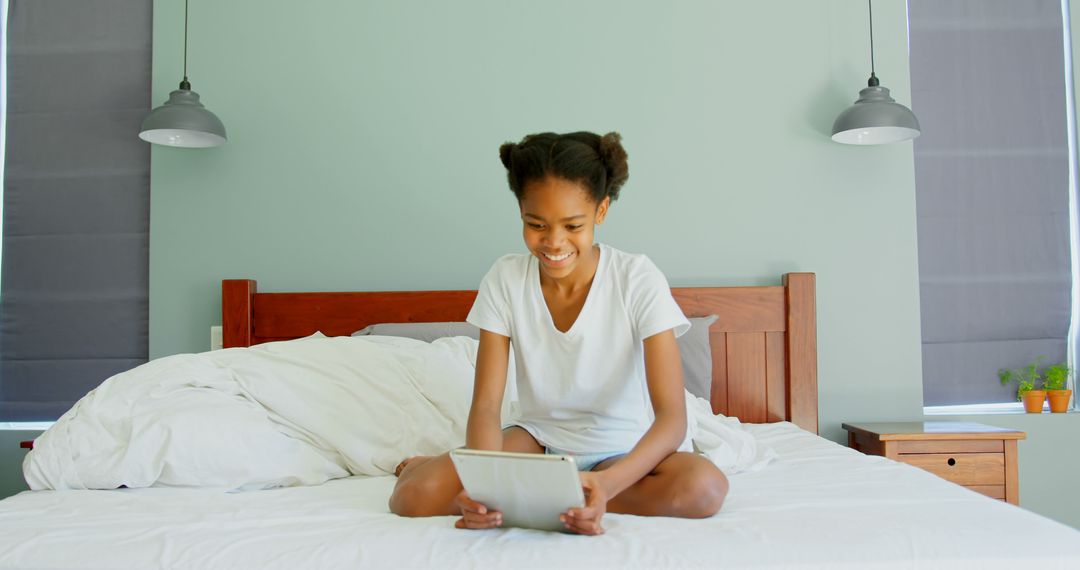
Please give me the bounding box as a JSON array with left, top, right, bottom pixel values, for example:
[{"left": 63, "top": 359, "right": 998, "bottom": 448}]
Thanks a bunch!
[
  {"left": 0, "top": 1, "right": 151, "bottom": 420},
  {"left": 910, "top": 0, "right": 1073, "bottom": 406}
]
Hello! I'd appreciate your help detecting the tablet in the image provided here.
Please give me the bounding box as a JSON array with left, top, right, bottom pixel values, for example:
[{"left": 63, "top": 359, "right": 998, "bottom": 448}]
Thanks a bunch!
[{"left": 449, "top": 448, "right": 585, "bottom": 532}]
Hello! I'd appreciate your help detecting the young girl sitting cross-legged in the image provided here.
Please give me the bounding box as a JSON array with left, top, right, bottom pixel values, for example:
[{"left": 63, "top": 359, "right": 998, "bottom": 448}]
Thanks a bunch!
[{"left": 389, "top": 131, "right": 729, "bottom": 535}]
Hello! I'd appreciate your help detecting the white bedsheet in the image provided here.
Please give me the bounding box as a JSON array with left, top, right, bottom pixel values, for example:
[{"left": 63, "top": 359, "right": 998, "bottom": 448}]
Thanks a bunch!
[{"left": 2, "top": 422, "right": 1077, "bottom": 570}]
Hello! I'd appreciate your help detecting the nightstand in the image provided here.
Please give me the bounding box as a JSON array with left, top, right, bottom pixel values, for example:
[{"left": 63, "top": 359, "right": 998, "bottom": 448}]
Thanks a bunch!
[{"left": 842, "top": 421, "right": 1025, "bottom": 506}]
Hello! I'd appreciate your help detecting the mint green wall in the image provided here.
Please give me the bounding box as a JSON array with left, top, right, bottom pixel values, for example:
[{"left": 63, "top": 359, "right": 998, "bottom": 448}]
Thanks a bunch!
[
  {"left": 0, "top": 432, "right": 37, "bottom": 498},
  {"left": 149, "top": 1, "right": 925, "bottom": 445},
  {"left": 151, "top": 0, "right": 927, "bottom": 493}
]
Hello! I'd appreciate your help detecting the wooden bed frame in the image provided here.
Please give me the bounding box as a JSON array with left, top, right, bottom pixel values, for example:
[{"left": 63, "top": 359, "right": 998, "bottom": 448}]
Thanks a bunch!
[{"left": 222, "top": 273, "right": 818, "bottom": 433}]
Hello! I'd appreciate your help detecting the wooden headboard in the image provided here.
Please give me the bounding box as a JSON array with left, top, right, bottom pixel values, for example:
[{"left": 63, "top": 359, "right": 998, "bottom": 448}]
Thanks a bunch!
[{"left": 222, "top": 273, "right": 818, "bottom": 433}]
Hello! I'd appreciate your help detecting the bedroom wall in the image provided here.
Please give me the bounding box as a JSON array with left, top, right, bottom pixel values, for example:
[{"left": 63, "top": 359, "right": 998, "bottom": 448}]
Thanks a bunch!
[
  {"left": 146, "top": 1, "right": 925, "bottom": 443},
  {"left": 5, "top": 0, "right": 1075, "bottom": 530},
  {"left": 144, "top": 0, "right": 931, "bottom": 507}
]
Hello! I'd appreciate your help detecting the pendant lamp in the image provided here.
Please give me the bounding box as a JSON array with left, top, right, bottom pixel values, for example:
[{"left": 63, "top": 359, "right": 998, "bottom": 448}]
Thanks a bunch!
[
  {"left": 831, "top": 0, "right": 920, "bottom": 145},
  {"left": 139, "top": 0, "right": 227, "bottom": 148}
]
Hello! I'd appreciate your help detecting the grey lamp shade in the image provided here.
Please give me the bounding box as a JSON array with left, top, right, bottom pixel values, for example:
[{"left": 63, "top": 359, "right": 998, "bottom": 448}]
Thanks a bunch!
[
  {"left": 139, "top": 88, "right": 227, "bottom": 148},
  {"left": 831, "top": 85, "right": 921, "bottom": 145}
]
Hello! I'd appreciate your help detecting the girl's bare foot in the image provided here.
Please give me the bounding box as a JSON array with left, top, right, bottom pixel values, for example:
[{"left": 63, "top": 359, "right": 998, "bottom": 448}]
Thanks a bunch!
[{"left": 394, "top": 456, "right": 433, "bottom": 477}]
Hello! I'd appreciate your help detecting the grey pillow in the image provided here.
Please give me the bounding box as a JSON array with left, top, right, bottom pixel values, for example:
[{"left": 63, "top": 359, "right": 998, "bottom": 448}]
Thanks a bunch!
[
  {"left": 351, "top": 316, "right": 718, "bottom": 398},
  {"left": 351, "top": 322, "right": 480, "bottom": 343},
  {"left": 680, "top": 315, "right": 719, "bottom": 400}
]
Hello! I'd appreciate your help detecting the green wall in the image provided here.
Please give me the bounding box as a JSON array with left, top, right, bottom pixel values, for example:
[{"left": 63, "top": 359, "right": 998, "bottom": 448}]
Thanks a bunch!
[
  {"left": 4, "top": 0, "right": 1076, "bottom": 531},
  {"left": 146, "top": 0, "right": 929, "bottom": 507},
  {"left": 148, "top": 0, "right": 925, "bottom": 443},
  {"left": 0, "top": 431, "right": 37, "bottom": 499}
]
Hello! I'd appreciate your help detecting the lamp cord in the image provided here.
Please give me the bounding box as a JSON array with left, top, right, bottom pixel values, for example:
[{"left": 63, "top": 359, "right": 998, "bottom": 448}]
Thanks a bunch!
[
  {"left": 868, "top": 0, "right": 876, "bottom": 75},
  {"left": 177, "top": 0, "right": 191, "bottom": 89},
  {"left": 867, "top": 0, "right": 879, "bottom": 86},
  {"left": 183, "top": 0, "right": 189, "bottom": 81}
]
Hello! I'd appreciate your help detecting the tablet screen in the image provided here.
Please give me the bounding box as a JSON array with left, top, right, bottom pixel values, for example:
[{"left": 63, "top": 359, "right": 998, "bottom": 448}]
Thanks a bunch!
[{"left": 450, "top": 449, "right": 585, "bottom": 532}]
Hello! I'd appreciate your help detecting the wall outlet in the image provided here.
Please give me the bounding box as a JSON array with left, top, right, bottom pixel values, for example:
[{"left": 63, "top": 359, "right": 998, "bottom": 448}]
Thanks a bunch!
[{"left": 210, "top": 326, "right": 224, "bottom": 351}]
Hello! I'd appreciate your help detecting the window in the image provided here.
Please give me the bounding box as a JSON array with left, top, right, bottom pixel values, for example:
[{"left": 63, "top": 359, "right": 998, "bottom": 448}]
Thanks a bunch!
[
  {"left": 0, "top": 1, "right": 151, "bottom": 422},
  {"left": 911, "top": 0, "right": 1077, "bottom": 411}
]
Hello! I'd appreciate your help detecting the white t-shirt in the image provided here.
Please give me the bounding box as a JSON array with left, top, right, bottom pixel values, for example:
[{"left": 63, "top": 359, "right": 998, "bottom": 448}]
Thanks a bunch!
[{"left": 466, "top": 243, "right": 690, "bottom": 453}]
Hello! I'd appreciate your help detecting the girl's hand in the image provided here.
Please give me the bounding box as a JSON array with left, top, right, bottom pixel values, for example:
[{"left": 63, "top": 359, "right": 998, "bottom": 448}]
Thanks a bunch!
[
  {"left": 562, "top": 471, "right": 610, "bottom": 535},
  {"left": 453, "top": 489, "right": 502, "bottom": 530}
]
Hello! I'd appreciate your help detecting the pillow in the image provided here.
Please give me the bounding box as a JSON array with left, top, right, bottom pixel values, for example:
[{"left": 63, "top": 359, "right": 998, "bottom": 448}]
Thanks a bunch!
[
  {"left": 681, "top": 315, "right": 719, "bottom": 400},
  {"left": 352, "top": 322, "right": 480, "bottom": 342},
  {"left": 352, "top": 315, "right": 718, "bottom": 399}
]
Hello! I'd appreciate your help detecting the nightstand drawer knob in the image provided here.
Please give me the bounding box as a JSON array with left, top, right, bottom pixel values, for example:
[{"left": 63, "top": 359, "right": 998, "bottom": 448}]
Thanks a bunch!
[{"left": 947, "top": 458, "right": 956, "bottom": 466}]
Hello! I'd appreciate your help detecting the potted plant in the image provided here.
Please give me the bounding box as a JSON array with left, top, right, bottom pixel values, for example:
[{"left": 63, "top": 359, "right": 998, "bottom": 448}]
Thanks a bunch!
[
  {"left": 1042, "top": 362, "right": 1072, "bottom": 413},
  {"left": 999, "top": 356, "right": 1046, "bottom": 413}
]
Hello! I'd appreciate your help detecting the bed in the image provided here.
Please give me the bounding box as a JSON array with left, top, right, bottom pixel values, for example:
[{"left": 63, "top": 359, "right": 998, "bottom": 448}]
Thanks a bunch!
[
  {"left": 220, "top": 273, "right": 819, "bottom": 428},
  {"left": 1, "top": 273, "right": 1078, "bottom": 570}
]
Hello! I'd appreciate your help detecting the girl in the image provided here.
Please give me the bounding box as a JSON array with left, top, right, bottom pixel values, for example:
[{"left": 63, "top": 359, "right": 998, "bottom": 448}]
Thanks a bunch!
[{"left": 389, "top": 131, "right": 728, "bottom": 535}]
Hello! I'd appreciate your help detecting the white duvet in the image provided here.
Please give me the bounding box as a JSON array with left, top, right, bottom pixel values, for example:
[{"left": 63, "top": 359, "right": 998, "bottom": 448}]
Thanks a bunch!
[{"left": 23, "top": 334, "right": 772, "bottom": 491}]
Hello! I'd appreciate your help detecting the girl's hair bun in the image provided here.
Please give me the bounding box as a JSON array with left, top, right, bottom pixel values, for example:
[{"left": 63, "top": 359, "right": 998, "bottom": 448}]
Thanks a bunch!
[
  {"left": 498, "top": 142, "right": 515, "bottom": 170},
  {"left": 498, "top": 131, "right": 630, "bottom": 204},
  {"left": 598, "top": 132, "right": 629, "bottom": 201}
]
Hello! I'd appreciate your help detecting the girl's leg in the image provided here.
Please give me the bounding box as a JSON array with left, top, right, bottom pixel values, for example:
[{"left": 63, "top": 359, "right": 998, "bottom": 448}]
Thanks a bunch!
[
  {"left": 388, "top": 427, "right": 544, "bottom": 517},
  {"left": 597, "top": 452, "right": 728, "bottom": 518}
]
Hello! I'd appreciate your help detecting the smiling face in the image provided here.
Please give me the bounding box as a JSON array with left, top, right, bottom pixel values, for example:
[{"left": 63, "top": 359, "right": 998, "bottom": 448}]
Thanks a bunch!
[{"left": 519, "top": 176, "right": 610, "bottom": 282}]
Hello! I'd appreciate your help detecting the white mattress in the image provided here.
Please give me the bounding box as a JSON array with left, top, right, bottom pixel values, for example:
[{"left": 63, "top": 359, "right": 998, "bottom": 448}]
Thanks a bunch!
[{"left": 1, "top": 422, "right": 1078, "bottom": 569}]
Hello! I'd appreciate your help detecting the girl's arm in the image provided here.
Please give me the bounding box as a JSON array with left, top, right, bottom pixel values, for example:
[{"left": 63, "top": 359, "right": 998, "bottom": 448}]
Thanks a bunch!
[
  {"left": 465, "top": 329, "right": 512, "bottom": 451},
  {"left": 595, "top": 328, "right": 687, "bottom": 496}
]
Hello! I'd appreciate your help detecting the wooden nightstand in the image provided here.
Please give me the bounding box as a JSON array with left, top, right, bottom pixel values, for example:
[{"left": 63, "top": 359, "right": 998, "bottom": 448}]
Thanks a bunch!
[{"left": 842, "top": 421, "right": 1025, "bottom": 506}]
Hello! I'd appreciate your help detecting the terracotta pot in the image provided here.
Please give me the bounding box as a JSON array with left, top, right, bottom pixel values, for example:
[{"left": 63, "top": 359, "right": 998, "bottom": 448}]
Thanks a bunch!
[
  {"left": 1047, "top": 389, "right": 1073, "bottom": 413},
  {"left": 1022, "top": 390, "right": 1047, "bottom": 413}
]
